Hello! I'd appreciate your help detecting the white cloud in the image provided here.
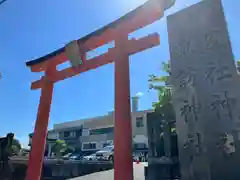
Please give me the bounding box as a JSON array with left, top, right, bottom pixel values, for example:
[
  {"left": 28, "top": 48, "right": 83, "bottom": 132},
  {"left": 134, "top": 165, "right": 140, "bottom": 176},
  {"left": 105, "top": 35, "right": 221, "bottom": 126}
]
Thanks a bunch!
[{"left": 135, "top": 92, "right": 144, "bottom": 97}]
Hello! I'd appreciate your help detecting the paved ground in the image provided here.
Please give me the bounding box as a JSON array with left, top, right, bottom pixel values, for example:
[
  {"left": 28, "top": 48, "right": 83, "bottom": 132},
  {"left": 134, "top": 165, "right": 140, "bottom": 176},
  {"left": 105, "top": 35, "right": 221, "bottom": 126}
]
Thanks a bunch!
[{"left": 69, "top": 162, "right": 147, "bottom": 180}]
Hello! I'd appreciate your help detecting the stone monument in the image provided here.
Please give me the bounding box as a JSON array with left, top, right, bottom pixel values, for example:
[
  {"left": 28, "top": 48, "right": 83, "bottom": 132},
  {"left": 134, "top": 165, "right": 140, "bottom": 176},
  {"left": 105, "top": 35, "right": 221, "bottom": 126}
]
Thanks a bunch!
[{"left": 167, "top": 0, "right": 240, "bottom": 179}]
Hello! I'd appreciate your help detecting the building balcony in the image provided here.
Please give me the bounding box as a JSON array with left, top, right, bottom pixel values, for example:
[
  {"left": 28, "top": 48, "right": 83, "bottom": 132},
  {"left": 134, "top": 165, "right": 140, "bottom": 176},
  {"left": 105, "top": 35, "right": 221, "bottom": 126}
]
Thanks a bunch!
[
  {"left": 80, "top": 133, "right": 114, "bottom": 143},
  {"left": 59, "top": 135, "right": 80, "bottom": 141}
]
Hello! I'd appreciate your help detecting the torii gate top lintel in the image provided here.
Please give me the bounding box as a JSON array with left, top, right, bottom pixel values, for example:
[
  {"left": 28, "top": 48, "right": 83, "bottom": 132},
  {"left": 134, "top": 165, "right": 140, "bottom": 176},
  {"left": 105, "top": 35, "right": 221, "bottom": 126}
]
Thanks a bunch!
[{"left": 26, "top": 0, "right": 175, "bottom": 72}]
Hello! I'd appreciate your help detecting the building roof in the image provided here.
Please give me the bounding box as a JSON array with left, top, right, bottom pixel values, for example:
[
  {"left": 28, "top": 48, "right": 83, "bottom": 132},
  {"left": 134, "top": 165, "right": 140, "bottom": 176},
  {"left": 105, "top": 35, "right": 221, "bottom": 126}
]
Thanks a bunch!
[
  {"left": 83, "top": 114, "right": 114, "bottom": 129},
  {"left": 53, "top": 109, "right": 153, "bottom": 130},
  {"left": 53, "top": 113, "right": 114, "bottom": 130}
]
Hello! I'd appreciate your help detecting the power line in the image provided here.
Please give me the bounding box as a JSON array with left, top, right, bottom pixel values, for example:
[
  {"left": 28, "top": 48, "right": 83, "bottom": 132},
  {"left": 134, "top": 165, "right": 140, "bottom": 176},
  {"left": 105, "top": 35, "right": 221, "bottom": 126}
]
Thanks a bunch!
[{"left": 0, "top": 0, "right": 8, "bottom": 6}]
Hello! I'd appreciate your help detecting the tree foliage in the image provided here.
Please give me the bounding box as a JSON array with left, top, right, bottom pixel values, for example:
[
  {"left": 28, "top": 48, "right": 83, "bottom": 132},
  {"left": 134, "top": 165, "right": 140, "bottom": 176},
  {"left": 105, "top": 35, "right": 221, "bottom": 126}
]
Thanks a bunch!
[
  {"left": 236, "top": 60, "right": 240, "bottom": 66},
  {"left": 236, "top": 60, "right": 240, "bottom": 72},
  {"left": 11, "top": 139, "right": 21, "bottom": 156},
  {"left": 149, "top": 61, "right": 175, "bottom": 120},
  {"left": 51, "top": 140, "right": 67, "bottom": 159}
]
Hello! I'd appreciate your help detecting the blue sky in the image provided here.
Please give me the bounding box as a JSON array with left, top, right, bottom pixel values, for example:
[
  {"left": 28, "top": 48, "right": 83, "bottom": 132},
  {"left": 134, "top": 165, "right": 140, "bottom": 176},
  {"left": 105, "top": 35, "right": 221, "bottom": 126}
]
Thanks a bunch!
[{"left": 0, "top": 0, "right": 239, "bottom": 148}]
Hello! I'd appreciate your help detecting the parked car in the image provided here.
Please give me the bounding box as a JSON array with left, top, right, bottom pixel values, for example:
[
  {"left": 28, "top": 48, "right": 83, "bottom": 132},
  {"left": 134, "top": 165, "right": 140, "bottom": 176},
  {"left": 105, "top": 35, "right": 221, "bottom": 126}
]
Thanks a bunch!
[
  {"left": 95, "top": 145, "right": 114, "bottom": 162},
  {"left": 82, "top": 153, "right": 97, "bottom": 161},
  {"left": 69, "top": 153, "right": 82, "bottom": 160},
  {"left": 62, "top": 153, "right": 72, "bottom": 160},
  {"left": 94, "top": 145, "right": 146, "bottom": 162}
]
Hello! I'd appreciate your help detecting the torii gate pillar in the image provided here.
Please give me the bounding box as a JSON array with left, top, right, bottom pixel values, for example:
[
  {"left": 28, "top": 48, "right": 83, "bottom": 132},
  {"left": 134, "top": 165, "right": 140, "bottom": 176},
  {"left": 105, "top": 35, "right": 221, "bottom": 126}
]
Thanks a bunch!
[{"left": 114, "top": 34, "right": 133, "bottom": 180}]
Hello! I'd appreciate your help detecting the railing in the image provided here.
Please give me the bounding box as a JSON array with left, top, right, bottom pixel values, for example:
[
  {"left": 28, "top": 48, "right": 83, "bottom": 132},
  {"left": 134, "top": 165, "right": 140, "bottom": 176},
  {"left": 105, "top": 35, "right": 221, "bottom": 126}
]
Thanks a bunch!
[
  {"left": 80, "top": 133, "right": 114, "bottom": 142},
  {"left": 2, "top": 156, "right": 113, "bottom": 179}
]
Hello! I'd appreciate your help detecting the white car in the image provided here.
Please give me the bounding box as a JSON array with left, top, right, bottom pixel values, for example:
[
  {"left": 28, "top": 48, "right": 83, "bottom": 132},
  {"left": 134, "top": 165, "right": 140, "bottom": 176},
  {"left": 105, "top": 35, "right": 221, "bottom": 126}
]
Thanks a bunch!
[
  {"left": 83, "top": 153, "right": 97, "bottom": 161},
  {"left": 95, "top": 145, "right": 114, "bottom": 162}
]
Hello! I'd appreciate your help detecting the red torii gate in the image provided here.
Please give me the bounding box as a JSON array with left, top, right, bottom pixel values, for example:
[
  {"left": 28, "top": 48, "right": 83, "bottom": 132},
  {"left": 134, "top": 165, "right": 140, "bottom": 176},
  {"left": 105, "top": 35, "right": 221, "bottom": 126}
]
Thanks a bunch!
[{"left": 25, "top": 0, "right": 175, "bottom": 180}]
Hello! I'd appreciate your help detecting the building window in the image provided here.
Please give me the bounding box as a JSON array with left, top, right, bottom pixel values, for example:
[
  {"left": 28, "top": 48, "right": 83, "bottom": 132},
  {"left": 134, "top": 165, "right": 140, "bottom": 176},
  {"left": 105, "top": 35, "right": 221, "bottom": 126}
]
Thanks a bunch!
[
  {"left": 82, "top": 142, "right": 97, "bottom": 150},
  {"left": 136, "top": 117, "right": 144, "bottom": 127},
  {"left": 64, "top": 131, "right": 70, "bottom": 138},
  {"left": 82, "top": 129, "right": 90, "bottom": 136},
  {"left": 48, "top": 132, "right": 59, "bottom": 139},
  {"left": 63, "top": 131, "right": 76, "bottom": 138},
  {"left": 69, "top": 131, "right": 76, "bottom": 137}
]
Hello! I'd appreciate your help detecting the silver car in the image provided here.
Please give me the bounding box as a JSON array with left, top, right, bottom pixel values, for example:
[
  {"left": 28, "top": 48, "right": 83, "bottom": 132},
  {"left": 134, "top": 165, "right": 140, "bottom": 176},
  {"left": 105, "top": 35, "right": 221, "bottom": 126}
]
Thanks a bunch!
[
  {"left": 95, "top": 145, "right": 114, "bottom": 162},
  {"left": 82, "top": 153, "right": 97, "bottom": 161}
]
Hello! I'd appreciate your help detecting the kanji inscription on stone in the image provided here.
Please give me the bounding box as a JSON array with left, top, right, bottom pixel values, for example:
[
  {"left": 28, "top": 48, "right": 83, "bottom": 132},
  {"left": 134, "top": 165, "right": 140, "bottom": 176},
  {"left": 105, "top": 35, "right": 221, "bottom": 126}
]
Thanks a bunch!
[{"left": 167, "top": 0, "right": 240, "bottom": 180}]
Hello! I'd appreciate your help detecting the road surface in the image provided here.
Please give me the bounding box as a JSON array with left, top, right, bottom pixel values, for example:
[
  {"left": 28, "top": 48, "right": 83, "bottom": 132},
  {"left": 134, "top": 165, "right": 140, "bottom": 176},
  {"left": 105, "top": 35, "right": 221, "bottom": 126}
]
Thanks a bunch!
[{"left": 69, "top": 162, "right": 147, "bottom": 180}]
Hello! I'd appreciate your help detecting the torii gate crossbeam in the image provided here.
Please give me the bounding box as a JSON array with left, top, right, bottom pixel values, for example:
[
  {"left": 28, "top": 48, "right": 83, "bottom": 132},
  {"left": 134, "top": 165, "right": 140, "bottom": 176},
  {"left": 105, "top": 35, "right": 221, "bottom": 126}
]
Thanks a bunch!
[{"left": 25, "top": 0, "right": 175, "bottom": 180}]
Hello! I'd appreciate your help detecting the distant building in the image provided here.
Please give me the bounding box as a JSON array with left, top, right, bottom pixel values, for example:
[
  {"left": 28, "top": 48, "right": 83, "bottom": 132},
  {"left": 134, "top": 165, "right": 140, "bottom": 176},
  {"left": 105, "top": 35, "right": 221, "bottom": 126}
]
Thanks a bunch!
[{"left": 29, "top": 98, "right": 153, "bottom": 155}]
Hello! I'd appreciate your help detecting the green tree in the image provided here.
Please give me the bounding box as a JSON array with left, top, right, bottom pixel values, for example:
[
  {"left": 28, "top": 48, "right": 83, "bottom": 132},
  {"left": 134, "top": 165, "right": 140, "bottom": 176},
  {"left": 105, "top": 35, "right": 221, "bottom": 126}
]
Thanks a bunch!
[
  {"left": 236, "top": 60, "right": 240, "bottom": 72},
  {"left": 149, "top": 61, "right": 175, "bottom": 120},
  {"left": 51, "top": 140, "right": 67, "bottom": 159},
  {"left": 63, "top": 146, "right": 74, "bottom": 155},
  {"left": 11, "top": 139, "right": 21, "bottom": 156}
]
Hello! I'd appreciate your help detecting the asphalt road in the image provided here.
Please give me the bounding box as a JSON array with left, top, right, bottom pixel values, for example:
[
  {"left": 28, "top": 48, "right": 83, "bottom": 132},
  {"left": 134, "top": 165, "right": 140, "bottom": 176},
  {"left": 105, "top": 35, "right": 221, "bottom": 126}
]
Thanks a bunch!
[{"left": 69, "top": 162, "right": 147, "bottom": 180}]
